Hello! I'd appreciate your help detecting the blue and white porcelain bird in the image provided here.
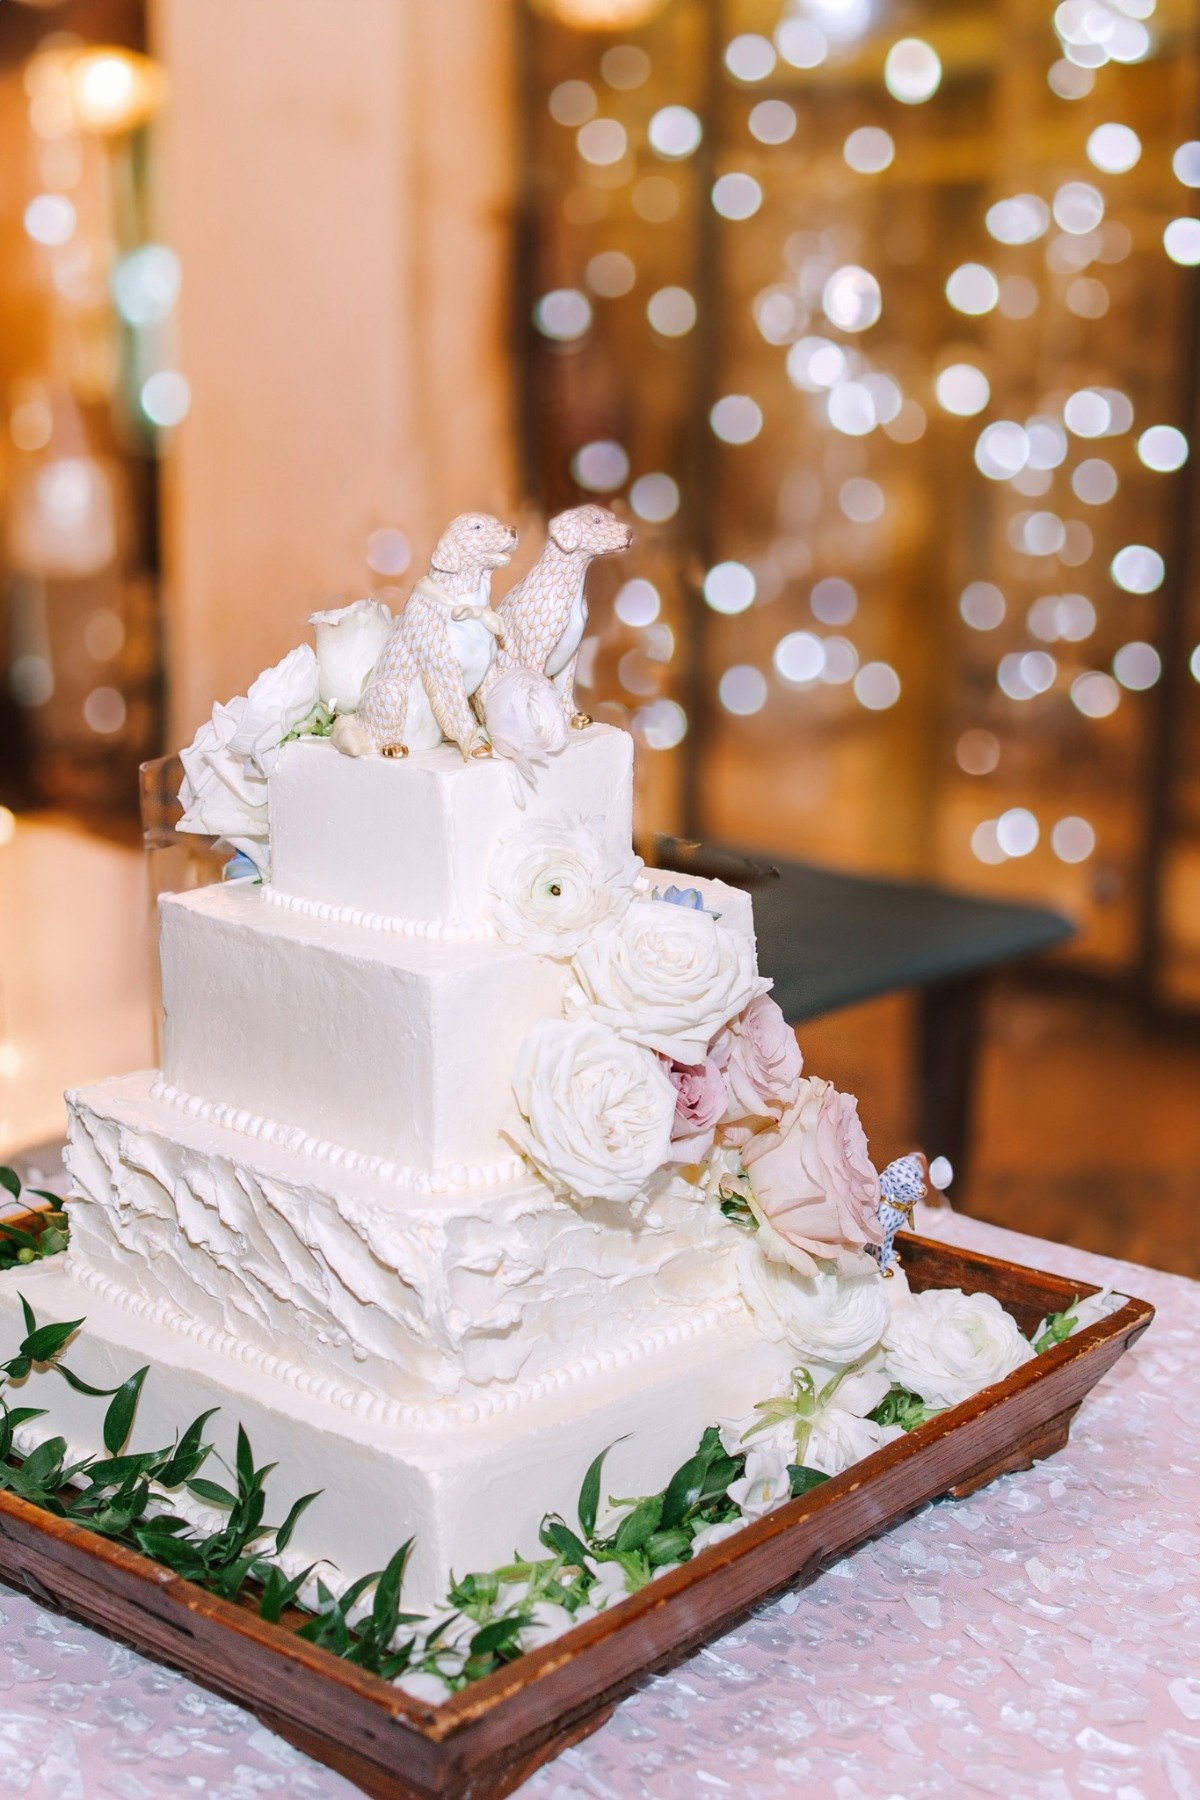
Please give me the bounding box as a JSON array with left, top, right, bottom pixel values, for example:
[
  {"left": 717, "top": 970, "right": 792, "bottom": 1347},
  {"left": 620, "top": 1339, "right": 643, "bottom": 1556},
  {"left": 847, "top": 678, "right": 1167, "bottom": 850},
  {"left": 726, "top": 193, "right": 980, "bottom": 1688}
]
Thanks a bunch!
[{"left": 869, "top": 1152, "right": 929, "bottom": 1275}]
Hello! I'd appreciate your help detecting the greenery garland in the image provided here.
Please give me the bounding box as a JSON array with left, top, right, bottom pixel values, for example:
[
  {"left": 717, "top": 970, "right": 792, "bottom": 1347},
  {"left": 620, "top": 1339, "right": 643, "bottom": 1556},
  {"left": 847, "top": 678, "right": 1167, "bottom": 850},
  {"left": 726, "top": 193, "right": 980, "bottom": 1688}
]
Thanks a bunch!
[{"left": 0, "top": 1161, "right": 1088, "bottom": 1693}]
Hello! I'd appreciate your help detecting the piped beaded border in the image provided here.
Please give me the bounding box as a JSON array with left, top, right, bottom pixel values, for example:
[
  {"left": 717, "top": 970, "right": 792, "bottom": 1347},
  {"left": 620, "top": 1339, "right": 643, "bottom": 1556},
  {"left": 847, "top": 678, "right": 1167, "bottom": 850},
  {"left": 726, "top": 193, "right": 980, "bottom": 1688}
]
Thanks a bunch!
[
  {"left": 262, "top": 885, "right": 497, "bottom": 942},
  {"left": 148, "top": 1078, "right": 527, "bottom": 1194}
]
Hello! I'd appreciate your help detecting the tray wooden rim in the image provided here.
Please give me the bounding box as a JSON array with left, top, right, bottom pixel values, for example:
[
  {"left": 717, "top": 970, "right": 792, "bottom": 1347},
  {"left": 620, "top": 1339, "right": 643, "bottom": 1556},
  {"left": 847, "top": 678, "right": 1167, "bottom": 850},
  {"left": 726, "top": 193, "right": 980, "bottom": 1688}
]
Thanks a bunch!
[{"left": 0, "top": 1227, "right": 1155, "bottom": 1797}]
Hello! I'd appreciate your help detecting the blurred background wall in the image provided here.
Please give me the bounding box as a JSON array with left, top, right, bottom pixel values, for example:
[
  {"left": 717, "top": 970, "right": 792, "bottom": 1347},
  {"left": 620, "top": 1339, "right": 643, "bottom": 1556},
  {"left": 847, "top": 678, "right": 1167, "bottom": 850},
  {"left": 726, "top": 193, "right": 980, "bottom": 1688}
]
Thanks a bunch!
[{"left": 1, "top": 0, "right": 1198, "bottom": 1261}]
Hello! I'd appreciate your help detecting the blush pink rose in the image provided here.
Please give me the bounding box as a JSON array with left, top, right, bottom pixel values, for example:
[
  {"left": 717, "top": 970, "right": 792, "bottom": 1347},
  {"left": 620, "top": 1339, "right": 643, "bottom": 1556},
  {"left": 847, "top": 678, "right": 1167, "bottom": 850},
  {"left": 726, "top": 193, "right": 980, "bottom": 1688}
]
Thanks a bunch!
[
  {"left": 714, "top": 994, "right": 803, "bottom": 1125},
  {"left": 665, "top": 1057, "right": 728, "bottom": 1163},
  {"left": 741, "top": 1076, "right": 884, "bottom": 1275}
]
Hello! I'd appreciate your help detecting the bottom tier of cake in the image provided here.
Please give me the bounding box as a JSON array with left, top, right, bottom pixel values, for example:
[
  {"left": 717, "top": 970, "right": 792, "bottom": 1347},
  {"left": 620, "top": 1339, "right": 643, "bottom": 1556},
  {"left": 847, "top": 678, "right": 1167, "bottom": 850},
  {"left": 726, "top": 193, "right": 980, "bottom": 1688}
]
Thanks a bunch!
[{"left": 0, "top": 1258, "right": 795, "bottom": 1608}]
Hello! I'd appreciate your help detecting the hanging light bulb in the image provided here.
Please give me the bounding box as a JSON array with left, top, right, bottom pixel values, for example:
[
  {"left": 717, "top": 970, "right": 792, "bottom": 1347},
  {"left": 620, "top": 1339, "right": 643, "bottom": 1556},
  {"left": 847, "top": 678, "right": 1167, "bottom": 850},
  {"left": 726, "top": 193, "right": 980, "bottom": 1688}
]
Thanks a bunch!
[
  {"left": 68, "top": 47, "right": 167, "bottom": 134},
  {"left": 529, "top": 0, "right": 669, "bottom": 29}
]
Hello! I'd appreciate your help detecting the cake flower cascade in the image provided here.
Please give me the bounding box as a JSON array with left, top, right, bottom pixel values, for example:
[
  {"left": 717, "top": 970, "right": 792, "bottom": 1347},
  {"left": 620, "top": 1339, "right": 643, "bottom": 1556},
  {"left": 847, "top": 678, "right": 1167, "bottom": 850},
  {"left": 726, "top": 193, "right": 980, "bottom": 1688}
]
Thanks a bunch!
[{"left": 492, "top": 816, "right": 896, "bottom": 1361}]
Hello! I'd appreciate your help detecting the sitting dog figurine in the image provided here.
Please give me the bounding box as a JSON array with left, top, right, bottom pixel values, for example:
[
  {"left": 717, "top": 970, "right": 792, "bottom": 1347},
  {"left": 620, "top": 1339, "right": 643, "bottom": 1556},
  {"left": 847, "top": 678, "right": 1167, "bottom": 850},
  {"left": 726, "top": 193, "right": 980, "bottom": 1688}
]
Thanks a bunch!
[
  {"left": 476, "top": 504, "right": 632, "bottom": 729},
  {"left": 333, "top": 512, "right": 517, "bottom": 760}
]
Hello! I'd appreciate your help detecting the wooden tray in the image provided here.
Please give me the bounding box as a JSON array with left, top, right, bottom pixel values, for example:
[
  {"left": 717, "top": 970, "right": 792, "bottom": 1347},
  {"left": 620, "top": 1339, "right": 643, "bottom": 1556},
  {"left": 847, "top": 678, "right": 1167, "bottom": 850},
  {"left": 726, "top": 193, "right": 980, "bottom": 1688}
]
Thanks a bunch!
[{"left": 0, "top": 1232, "right": 1153, "bottom": 1800}]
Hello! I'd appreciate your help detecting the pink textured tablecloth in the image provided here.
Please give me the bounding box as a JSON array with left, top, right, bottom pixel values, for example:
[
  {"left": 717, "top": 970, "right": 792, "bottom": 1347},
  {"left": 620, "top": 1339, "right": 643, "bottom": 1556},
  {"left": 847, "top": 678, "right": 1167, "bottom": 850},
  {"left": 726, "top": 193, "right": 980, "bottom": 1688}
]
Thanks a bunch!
[{"left": 1, "top": 1207, "right": 1197, "bottom": 1800}]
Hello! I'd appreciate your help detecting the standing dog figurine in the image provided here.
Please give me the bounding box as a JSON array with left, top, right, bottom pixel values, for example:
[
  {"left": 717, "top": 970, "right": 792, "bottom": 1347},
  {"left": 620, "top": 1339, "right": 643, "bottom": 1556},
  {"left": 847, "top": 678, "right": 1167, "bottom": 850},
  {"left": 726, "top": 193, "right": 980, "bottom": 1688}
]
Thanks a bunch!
[
  {"left": 476, "top": 505, "right": 632, "bottom": 729},
  {"left": 333, "top": 512, "right": 517, "bottom": 760}
]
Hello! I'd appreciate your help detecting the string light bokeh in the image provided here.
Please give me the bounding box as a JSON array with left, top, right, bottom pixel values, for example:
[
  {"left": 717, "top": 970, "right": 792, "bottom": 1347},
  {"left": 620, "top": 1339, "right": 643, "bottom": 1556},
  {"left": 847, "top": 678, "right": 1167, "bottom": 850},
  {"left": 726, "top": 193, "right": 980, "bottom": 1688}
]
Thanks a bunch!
[
  {"left": 2, "top": 25, "right": 172, "bottom": 812},
  {"left": 521, "top": 0, "right": 1200, "bottom": 999}
]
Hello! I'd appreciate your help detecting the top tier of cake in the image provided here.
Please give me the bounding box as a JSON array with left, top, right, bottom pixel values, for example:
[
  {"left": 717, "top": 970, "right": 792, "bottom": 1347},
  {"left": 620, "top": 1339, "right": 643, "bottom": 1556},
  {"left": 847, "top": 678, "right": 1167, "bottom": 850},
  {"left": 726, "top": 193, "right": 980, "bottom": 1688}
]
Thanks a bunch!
[{"left": 268, "top": 724, "right": 633, "bottom": 933}]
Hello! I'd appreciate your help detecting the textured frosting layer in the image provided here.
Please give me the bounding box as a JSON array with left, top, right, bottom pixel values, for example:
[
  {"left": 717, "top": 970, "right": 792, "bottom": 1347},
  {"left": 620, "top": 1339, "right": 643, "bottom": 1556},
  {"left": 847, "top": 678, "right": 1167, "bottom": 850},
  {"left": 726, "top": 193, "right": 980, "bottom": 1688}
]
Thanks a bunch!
[
  {"left": 268, "top": 725, "right": 634, "bottom": 929},
  {"left": 65, "top": 1072, "right": 745, "bottom": 1407},
  {"left": 159, "top": 881, "right": 567, "bottom": 1175}
]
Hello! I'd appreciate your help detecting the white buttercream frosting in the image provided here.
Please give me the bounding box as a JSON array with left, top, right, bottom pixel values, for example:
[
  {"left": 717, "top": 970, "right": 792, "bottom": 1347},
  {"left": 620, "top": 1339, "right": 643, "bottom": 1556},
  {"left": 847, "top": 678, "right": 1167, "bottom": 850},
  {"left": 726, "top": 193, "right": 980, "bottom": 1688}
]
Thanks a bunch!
[
  {"left": 66, "top": 1072, "right": 744, "bottom": 1407},
  {"left": 268, "top": 724, "right": 635, "bottom": 929},
  {"left": 148, "top": 1076, "right": 526, "bottom": 1191},
  {"left": 261, "top": 885, "right": 498, "bottom": 941},
  {"left": 159, "top": 882, "right": 570, "bottom": 1178}
]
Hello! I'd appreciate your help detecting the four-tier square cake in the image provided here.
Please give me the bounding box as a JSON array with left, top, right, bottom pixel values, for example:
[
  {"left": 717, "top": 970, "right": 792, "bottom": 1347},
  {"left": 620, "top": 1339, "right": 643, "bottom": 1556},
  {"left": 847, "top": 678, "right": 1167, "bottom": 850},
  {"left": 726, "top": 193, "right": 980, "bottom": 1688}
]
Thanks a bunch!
[{"left": 2, "top": 726, "right": 801, "bottom": 1605}]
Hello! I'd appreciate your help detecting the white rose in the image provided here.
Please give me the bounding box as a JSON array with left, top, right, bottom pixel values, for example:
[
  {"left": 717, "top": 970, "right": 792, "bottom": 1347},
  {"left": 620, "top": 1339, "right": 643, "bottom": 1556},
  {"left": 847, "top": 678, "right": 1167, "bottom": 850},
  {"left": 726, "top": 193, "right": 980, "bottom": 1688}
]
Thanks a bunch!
[
  {"left": 486, "top": 815, "right": 642, "bottom": 958},
  {"left": 178, "top": 697, "right": 270, "bottom": 876},
  {"left": 483, "top": 667, "right": 570, "bottom": 781},
  {"left": 568, "top": 897, "right": 769, "bottom": 1065},
  {"left": 883, "top": 1286, "right": 1035, "bottom": 1410},
  {"left": 228, "top": 644, "right": 322, "bottom": 777},
  {"left": 805, "top": 1408, "right": 903, "bottom": 1477},
  {"left": 726, "top": 1445, "right": 791, "bottom": 1520},
  {"left": 511, "top": 1017, "right": 676, "bottom": 1204},
  {"left": 736, "top": 1243, "right": 889, "bottom": 1367},
  {"left": 310, "top": 598, "right": 392, "bottom": 711}
]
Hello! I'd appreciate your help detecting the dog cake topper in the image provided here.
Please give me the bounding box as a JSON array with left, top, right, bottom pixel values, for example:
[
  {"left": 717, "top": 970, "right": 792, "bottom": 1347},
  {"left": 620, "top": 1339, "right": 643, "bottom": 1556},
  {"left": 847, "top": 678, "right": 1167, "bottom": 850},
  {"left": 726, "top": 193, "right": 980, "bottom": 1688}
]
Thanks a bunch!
[
  {"left": 332, "top": 512, "right": 517, "bottom": 761},
  {"left": 477, "top": 504, "right": 632, "bottom": 731},
  {"left": 331, "top": 504, "right": 632, "bottom": 766}
]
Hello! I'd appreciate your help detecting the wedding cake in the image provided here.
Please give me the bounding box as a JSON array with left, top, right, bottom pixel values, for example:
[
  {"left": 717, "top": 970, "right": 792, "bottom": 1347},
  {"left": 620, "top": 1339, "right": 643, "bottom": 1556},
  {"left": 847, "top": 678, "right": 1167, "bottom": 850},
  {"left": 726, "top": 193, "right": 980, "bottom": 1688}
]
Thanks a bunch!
[{"left": 5, "top": 507, "right": 1030, "bottom": 1618}]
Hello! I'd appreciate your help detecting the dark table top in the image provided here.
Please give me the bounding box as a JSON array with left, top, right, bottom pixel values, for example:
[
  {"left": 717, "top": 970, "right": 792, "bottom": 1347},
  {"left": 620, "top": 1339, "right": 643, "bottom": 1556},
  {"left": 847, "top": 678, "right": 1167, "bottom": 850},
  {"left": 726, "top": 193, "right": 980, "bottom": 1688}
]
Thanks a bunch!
[{"left": 654, "top": 841, "right": 1075, "bottom": 1023}]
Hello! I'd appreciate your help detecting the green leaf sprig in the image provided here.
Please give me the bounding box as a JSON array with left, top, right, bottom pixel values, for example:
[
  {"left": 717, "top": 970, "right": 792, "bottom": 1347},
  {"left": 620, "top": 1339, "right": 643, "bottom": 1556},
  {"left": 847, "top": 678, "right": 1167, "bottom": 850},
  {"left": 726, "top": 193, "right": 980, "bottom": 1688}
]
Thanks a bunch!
[{"left": 0, "top": 1166, "right": 70, "bottom": 1269}]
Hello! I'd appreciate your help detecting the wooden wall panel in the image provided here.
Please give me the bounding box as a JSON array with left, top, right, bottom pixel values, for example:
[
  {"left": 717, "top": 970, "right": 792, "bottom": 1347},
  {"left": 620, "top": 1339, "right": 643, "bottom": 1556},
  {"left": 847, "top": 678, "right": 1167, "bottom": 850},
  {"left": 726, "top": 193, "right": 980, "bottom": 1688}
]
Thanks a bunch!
[{"left": 150, "top": 0, "right": 518, "bottom": 743}]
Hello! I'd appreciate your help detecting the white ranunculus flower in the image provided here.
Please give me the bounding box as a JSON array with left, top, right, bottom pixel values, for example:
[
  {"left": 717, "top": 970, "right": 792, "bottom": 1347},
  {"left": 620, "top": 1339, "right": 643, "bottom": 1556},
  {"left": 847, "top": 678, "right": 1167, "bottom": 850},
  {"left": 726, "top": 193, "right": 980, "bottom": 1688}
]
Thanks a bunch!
[
  {"left": 486, "top": 815, "right": 642, "bottom": 958},
  {"left": 511, "top": 1017, "right": 676, "bottom": 1204},
  {"left": 1031, "top": 1287, "right": 1124, "bottom": 1348},
  {"left": 227, "top": 643, "right": 322, "bottom": 777},
  {"left": 736, "top": 1242, "right": 889, "bottom": 1367},
  {"left": 727, "top": 1446, "right": 791, "bottom": 1520},
  {"left": 567, "top": 897, "right": 769, "bottom": 1065},
  {"left": 483, "top": 667, "right": 570, "bottom": 782},
  {"left": 884, "top": 1264, "right": 915, "bottom": 1313},
  {"left": 805, "top": 1408, "right": 903, "bottom": 1478},
  {"left": 310, "top": 598, "right": 392, "bottom": 711},
  {"left": 883, "top": 1286, "right": 1036, "bottom": 1410},
  {"left": 178, "top": 697, "right": 270, "bottom": 877}
]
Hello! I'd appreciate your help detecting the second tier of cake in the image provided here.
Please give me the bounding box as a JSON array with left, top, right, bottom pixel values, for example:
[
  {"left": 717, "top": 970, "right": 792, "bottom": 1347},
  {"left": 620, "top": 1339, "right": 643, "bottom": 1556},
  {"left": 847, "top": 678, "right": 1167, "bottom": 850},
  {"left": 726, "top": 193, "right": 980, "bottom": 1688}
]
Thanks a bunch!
[{"left": 63, "top": 1070, "right": 741, "bottom": 1408}]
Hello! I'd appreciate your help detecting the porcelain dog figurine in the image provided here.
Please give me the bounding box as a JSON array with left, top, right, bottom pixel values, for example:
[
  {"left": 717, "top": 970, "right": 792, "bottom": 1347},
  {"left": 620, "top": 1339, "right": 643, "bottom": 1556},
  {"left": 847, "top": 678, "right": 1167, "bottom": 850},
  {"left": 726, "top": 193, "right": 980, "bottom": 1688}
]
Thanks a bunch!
[
  {"left": 334, "top": 512, "right": 517, "bottom": 760},
  {"left": 476, "top": 505, "right": 632, "bottom": 729}
]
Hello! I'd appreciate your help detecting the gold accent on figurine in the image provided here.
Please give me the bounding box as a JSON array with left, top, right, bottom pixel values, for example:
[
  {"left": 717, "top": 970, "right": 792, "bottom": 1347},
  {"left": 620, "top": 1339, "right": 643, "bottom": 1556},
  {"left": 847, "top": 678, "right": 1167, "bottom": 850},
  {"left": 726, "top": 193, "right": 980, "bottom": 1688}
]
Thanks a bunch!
[
  {"left": 381, "top": 742, "right": 409, "bottom": 759},
  {"left": 570, "top": 712, "right": 593, "bottom": 730},
  {"left": 470, "top": 742, "right": 494, "bottom": 759}
]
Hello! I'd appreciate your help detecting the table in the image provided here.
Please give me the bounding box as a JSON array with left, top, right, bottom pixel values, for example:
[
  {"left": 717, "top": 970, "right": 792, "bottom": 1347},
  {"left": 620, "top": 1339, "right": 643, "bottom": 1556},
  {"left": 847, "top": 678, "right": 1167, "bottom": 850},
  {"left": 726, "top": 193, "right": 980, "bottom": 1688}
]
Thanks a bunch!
[
  {"left": 0, "top": 1205, "right": 1195, "bottom": 1800},
  {"left": 657, "top": 842, "right": 1074, "bottom": 1194}
]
